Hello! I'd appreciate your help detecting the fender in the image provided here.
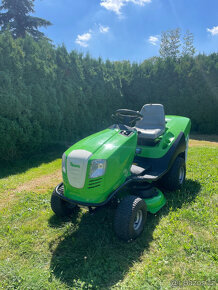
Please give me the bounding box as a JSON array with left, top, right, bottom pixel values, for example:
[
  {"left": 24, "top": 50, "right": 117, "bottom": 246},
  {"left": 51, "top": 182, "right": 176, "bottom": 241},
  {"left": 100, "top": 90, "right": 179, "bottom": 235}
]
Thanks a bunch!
[{"left": 134, "top": 132, "right": 186, "bottom": 180}]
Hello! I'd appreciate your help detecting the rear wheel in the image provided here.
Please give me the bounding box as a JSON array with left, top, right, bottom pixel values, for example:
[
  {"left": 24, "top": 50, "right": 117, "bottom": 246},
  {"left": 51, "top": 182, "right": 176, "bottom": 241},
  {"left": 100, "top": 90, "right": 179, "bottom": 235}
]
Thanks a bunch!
[
  {"left": 114, "top": 195, "right": 147, "bottom": 241},
  {"left": 159, "top": 157, "right": 186, "bottom": 191},
  {"left": 51, "top": 185, "right": 77, "bottom": 217}
]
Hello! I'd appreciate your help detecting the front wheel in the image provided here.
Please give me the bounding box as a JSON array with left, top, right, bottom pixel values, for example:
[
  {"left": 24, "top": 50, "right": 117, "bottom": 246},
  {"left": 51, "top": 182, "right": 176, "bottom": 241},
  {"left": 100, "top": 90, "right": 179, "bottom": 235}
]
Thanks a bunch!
[
  {"left": 159, "top": 157, "right": 186, "bottom": 191},
  {"left": 51, "top": 185, "right": 77, "bottom": 217},
  {"left": 114, "top": 195, "right": 147, "bottom": 241}
]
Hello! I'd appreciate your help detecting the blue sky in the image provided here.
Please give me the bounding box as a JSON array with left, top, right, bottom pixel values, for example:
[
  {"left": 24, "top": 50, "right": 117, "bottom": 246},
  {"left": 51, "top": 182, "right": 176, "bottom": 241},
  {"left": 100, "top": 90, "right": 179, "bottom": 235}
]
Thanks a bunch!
[{"left": 34, "top": 0, "right": 218, "bottom": 61}]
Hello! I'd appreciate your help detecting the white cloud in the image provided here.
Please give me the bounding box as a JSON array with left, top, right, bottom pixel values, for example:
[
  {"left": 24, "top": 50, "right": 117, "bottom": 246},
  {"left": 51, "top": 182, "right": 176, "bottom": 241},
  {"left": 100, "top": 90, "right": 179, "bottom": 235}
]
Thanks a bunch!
[
  {"left": 75, "top": 32, "right": 92, "bottom": 47},
  {"left": 100, "top": 0, "right": 124, "bottom": 14},
  {"left": 75, "top": 25, "right": 109, "bottom": 47},
  {"left": 100, "top": 0, "right": 151, "bottom": 15},
  {"left": 99, "top": 24, "right": 110, "bottom": 33},
  {"left": 148, "top": 35, "right": 159, "bottom": 46},
  {"left": 207, "top": 26, "right": 218, "bottom": 36}
]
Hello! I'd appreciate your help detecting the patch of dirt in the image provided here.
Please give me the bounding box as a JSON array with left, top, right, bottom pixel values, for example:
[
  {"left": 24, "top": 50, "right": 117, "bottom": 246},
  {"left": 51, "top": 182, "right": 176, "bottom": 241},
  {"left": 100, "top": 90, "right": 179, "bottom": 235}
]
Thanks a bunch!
[
  {"left": 0, "top": 170, "right": 62, "bottom": 210},
  {"left": 15, "top": 170, "right": 62, "bottom": 193},
  {"left": 189, "top": 139, "right": 218, "bottom": 147}
]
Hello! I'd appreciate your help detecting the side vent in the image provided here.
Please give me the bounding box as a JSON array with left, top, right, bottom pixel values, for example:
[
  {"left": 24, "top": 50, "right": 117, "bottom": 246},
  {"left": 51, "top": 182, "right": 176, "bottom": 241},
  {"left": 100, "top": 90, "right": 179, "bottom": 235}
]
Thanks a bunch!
[{"left": 88, "top": 177, "right": 103, "bottom": 189}]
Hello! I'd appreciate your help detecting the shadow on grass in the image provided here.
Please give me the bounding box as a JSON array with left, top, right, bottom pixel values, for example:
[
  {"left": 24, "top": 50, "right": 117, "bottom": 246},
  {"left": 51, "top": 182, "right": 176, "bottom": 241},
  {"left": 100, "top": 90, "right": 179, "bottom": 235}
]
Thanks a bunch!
[
  {"left": 0, "top": 145, "right": 66, "bottom": 180},
  {"left": 0, "top": 129, "right": 101, "bottom": 180},
  {"left": 162, "top": 179, "right": 201, "bottom": 211},
  {"left": 49, "top": 179, "right": 201, "bottom": 289},
  {"left": 49, "top": 207, "right": 81, "bottom": 228}
]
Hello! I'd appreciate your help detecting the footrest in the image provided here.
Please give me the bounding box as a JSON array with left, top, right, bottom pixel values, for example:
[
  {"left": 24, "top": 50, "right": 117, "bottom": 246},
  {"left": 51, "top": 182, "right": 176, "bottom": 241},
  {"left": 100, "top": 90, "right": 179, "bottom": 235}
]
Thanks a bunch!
[
  {"left": 132, "top": 174, "right": 158, "bottom": 181},
  {"left": 130, "top": 165, "right": 147, "bottom": 176},
  {"left": 132, "top": 169, "right": 167, "bottom": 181}
]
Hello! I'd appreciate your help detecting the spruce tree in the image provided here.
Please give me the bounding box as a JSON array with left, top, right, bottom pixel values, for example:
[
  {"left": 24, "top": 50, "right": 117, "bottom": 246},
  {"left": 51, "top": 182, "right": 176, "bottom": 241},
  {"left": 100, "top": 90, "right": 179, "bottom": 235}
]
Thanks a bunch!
[{"left": 0, "top": 0, "right": 51, "bottom": 39}]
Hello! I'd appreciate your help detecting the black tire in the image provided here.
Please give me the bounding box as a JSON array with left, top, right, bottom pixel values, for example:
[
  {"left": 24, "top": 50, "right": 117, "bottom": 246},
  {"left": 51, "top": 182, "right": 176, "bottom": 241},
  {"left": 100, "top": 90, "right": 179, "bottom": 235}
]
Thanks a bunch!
[
  {"left": 51, "top": 187, "right": 77, "bottom": 217},
  {"left": 159, "top": 157, "right": 186, "bottom": 191},
  {"left": 114, "top": 195, "right": 147, "bottom": 241}
]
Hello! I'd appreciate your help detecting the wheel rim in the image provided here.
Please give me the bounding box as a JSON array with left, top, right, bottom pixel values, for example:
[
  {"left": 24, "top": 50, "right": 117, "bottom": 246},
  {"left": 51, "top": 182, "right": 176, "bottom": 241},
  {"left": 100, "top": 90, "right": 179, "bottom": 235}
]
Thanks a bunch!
[
  {"left": 179, "top": 167, "right": 185, "bottom": 184},
  {"left": 133, "top": 210, "right": 143, "bottom": 231}
]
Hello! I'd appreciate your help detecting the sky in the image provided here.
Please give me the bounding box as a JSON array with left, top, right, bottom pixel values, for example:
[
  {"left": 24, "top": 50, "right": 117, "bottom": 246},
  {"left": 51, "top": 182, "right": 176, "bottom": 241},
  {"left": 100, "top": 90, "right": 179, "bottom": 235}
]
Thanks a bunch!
[{"left": 33, "top": 0, "right": 218, "bottom": 62}]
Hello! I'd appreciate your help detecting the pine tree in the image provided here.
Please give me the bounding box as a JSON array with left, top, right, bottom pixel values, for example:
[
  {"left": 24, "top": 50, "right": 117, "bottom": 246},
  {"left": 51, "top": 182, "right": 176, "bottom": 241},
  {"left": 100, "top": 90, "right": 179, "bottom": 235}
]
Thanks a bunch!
[{"left": 0, "top": 0, "right": 51, "bottom": 39}]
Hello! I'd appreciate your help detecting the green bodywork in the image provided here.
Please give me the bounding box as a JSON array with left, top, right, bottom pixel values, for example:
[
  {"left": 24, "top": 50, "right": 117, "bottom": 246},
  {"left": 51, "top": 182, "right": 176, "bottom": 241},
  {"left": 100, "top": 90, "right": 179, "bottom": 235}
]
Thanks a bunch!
[
  {"left": 63, "top": 128, "right": 137, "bottom": 204},
  {"left": 62, "top": 115, "right": 190, "bottom": 213},
  {"left": 144, "top": 190, "right": 166, "bottom": 213},
  {"left": 136, "top": 115, "right": 191, "bottom": 159}
]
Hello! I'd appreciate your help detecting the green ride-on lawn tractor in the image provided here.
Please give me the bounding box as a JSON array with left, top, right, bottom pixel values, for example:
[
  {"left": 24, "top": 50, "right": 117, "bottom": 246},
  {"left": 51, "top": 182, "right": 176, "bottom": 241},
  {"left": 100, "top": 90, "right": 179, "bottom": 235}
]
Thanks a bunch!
[{"left": 51, "top": 104, "right": 191, "bottom": 241}]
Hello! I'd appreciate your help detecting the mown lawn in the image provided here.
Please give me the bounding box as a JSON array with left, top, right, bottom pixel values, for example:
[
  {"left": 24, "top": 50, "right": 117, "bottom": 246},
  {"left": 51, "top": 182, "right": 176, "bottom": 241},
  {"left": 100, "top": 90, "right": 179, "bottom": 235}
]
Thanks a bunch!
[{"left": 0, "top": 139, "right": 217, "bottom": 289}]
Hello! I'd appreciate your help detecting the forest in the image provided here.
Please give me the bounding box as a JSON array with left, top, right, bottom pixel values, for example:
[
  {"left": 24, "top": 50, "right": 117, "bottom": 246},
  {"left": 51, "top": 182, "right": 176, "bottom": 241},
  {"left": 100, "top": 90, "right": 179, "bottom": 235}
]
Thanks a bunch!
[{"left": 0, "top": 31, "right": 217, "bottom": 161}]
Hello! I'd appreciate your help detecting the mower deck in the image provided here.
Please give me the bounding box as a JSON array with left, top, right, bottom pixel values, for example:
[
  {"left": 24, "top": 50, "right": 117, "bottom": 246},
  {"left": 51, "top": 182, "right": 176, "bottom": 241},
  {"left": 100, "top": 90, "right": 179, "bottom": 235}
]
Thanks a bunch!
[{"left": 55, "top": 181, "right": 166, "bottom": 214}]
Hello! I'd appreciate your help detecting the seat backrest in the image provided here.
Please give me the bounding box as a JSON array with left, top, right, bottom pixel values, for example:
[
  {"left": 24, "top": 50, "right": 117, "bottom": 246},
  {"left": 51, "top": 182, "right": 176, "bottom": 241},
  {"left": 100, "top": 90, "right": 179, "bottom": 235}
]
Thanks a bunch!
[{"left": 136, "top": 104, "right": 165, "bottom": 130}]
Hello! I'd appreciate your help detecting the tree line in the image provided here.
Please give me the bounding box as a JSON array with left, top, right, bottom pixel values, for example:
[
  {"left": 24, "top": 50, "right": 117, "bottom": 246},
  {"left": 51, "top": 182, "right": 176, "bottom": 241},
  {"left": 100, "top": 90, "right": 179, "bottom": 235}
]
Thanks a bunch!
[{"left": 0, "top": 32, "right": 217, "bottom": 161}]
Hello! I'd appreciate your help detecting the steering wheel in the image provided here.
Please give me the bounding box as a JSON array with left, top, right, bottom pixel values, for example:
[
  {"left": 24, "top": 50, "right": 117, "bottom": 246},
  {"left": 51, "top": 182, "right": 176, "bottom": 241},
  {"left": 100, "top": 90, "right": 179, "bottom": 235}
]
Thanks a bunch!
[{"left": 112, "top": 109, "right": 143, "bottom": 126}]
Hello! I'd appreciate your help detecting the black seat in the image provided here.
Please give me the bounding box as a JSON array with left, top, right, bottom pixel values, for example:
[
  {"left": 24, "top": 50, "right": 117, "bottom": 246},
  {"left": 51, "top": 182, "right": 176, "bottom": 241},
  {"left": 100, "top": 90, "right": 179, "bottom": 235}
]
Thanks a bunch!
[{"left": 135, "top": 104, "right": 165, "bottom": 142}]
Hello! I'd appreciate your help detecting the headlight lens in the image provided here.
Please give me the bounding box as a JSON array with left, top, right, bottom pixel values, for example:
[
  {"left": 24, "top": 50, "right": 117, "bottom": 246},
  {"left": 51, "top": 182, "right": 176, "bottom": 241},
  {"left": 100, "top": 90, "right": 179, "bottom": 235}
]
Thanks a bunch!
[
  {"left": 89, "top": 159, "right": 106, "bottom": 178},
  {"left": 62, "top": 153, "right": 66, "bottom": 173}
]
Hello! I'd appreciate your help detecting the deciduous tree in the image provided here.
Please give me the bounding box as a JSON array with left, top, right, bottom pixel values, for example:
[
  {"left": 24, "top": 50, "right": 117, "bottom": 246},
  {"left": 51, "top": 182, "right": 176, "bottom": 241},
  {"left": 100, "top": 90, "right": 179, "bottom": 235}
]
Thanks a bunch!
[
  {"left": 182, "top": 30, "right": 196, "bottom": 56},
  {"left": 159, "top": 28, "right": 181, "bottom": 59}
]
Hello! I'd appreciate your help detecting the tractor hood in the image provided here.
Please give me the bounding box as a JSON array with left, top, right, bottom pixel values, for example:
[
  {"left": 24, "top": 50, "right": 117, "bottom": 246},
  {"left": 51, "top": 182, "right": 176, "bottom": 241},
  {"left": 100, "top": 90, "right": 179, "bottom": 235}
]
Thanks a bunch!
[
  {"left": 65, "top": 129, "right": 119, "bottom": 156},
  {"left": 62, "top": 128, "right": 138, "bottom": 204}
]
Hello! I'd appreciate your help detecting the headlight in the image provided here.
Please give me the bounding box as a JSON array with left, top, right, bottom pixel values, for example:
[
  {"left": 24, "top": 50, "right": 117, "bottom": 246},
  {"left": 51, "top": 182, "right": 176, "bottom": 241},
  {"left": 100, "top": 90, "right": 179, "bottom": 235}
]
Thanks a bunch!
[
  {"left": 62, "top": 153, "right": 66, "bottom": 173},
  {"left": 89, "top": 159, "right": 106, "bottom": 178}
]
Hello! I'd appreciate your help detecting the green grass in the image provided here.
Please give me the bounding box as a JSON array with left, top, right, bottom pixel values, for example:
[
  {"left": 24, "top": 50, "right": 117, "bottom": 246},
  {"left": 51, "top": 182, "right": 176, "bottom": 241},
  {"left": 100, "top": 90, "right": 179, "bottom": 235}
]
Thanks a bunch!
[{"left": 0, "top": 144, "right": 217, "bottom": 289}]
